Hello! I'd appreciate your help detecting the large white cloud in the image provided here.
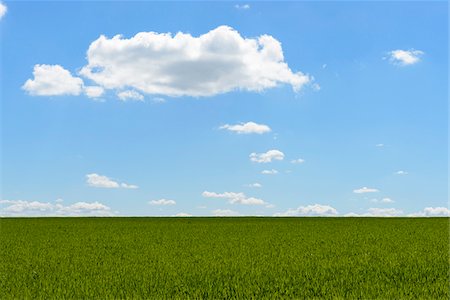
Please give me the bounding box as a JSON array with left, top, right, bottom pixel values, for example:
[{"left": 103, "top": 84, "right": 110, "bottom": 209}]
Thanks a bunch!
[
  {"left": 387, "top": 49, "right": 424, "bottom": 66},
  {"left": 22, "top": 64, "right": 84, "bottom": 96},
  {"left": 86, "top": 173, "right": 138, "bottom": 189},
  {"left": 202, "top": 191, "right": 267, "bottom": 205},
  {"left": 274, "top": 204, "right": 338, "bottom": 216},
  {"left": 0, "top": 199, "right": 112, "bottom": 216},
  {"left": 250, "top": 149, "right": 284, "bottom": 163},
  {"left": 408, "top": 207, "right": 450, "bottom": 217},
  {"left": 79, "top": 26, "right": 312, "bottom": 97},
  {"left": 220, "top": 122, "right": 271, "bottom": 134}
]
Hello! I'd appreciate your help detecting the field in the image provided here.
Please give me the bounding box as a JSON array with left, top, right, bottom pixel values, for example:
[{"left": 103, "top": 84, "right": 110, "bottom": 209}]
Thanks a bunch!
[{"left": 1, "top": 217, "right": 448, "bottom": 299}]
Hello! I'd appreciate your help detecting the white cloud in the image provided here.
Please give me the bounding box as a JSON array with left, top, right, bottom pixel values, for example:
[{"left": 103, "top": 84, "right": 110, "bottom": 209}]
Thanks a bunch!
[
  {"left": 246, "top": 183, "right": 262, "bottom": 188},
  {"left": 261, "top": 169, "right": 278, "bottom": 175},
  {"left": 353, "top": 187, "right": 379, "bottom": 194},
  {"left": 375, "top": 143, "right": 384, "bottom": 147},
  {"left": 79, "top": 26, "right": 312, "bottom": 97},
  {"left": 291, "top": 158, "right": 305, "bottom": 164},
  {"left": 371, "top": 197, "right": 394, "bottom": 204},
  {"left": 250, "top": 149, "right": 284, "bottom": 163},
  {"left": 0, "top": 200, "right": 112, "bottom": 216},
  {"left": 84, "top": 86, "right": 105, "bottom": 98},
  {"left": 117, "top": 90, "right": 144, "bottom": 101},
  {"left": 409, "top": 207, "right": 450, "bottom": 217},
  {"left": 387, "top": 49, "right": 424, "bottom": 66},
  {"left": 23, "top": 64, "right": 84, "bottom": 96},
  {"left": 367, "top": 207, "right": 403, "bottom": 217},
  {"left": 274, "top": 204, "right": 338, "bottom": 216},
  {"left": 151, "top": 97, "right": 166, "bottom": 104},
  {"left": 395, "top": 170, "right": 408, "bottom": 175},
  {"left": 234, "top": 4, "right": 250, "bottom": 10},
  {"left": 220, "top": 122, "right": 271, "bottom": 134},
  {"left": 86, "top": 173, "right": 138, "bottom": 189},
  {"left": 149, "top": 199, "right": 176, "bottom": 206},
  {"left": 0, "top": 2, "right": 7, "bottom": 20},
  {"left": 174, "top": 212, "right": 192, "bottom": 217},
  {"left": 212, "top": 209, "right": 240, "bottom": 216},
  {"left": 202, "top": 191, "right": 267, "bottom": 205}
]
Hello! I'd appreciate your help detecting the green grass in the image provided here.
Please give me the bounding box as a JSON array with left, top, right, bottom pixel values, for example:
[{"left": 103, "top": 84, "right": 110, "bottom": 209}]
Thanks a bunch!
[{"left": 1, "top": 217, "right": 449, "bottom": 299}]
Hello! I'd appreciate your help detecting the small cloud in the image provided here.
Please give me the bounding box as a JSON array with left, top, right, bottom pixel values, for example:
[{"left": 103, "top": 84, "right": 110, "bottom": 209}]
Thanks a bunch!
[
  {"left": 117, "top": 90, "right": 144, "bottom": 101},
  {"left": 367, "top": 207, "right": 402, "bottom": 217},
  {"left": 395, "top": 170, "right": 408, "bottom": 175},
  {"left": 0, "top": 2, "right": 7, "bottom": 20},
  {"left": 322, "top": 64, "right": 327, "bottom": 69},
  {"left": 353, "top": 187, "right": 379, "bottom": 194},
  {"left": 202, "top": 191, "right": 268, "bottom": 206},
  {"left": 274, "top": 204, "right": 338, "bottom": 216},
  {"left": 55, "top": 198, "right": 64, "bottom": 203},
  {"left": 375, "top": 143, "right": 384, "bottom": 147},
  {"left": 86, "top": 173, "right": 138, "bottom": 189},
  {"left": 234, "top": 4, "right": 250, "bottom": 10},
  {"left": 22, "top": 64, "right": 84, "bottom": 96},
  {"left": 174, "top": 212, "right": 192, "bottom": 217},
  {"left": 371, "top": 198, "right": 394, "bottom": 204},
  {"left": 245, "top": 183, "right": 262, "bottom": 188},
  {"left": 387, "top": 49, "right": 424, "bottom": 66},
  {"left": 291, "top": 158, "right": 305, "bottom": 164},
  {"left": 250, "top": 149, "right": 284, "bottom": 163},
  {"left": 212, "top": 209, "right": 240, "bottom": 216},
  {"left": 220, "top": 122, "right": 271, "bottom": 134},
  {"left": 149, "top": 199, "right": 176, "bottom": 206},
  {"left": 261, "top": 169, "right": 278, "bottom": 175}
]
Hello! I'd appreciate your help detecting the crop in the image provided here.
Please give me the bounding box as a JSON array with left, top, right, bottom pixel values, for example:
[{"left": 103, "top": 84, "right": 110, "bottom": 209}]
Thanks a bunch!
[{"left": 1, "top": 217, "right": 448, "bottom": 299}]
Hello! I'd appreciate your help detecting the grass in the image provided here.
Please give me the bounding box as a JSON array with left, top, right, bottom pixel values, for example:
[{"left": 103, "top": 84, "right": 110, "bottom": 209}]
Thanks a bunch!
[{"left": 1, "top": 217, "right": 449, "bottom": 299}]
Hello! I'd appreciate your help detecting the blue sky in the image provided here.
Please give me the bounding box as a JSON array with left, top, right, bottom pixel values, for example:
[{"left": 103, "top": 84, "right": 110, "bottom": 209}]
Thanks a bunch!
[{"left": 1, "top": 1, "right": 448, "bottom": 217}]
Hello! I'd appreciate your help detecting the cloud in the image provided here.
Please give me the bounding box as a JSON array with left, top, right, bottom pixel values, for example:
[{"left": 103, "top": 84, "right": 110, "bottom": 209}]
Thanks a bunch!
[
  {"left": 151, "top": 97, "right": 166, "bottom": 104},
  {"left": 86, "top": 173, "right": 138, "bottom": 189},
  {"left": 375, "top": 143, "right": 384, "bottom": 147},
  {"left": 353, "top": 187, "right": 379, "bottom": 194},
  {"left": 84, "top": 86, "right": 105, "bottom": 98},
  {"left": 291, "top": 158, "right": 305, "bottom": 164},
  {"left": 0, "top": 200, "right": 112, "bottom": 216},
  {"left": 79, "top": 26, "right": 312, "bottom": 97},
  {"left": 274, "top": 204, "right": 338, "bottom": 216},
  {"left": 250, "top": 149, "right": 284, "bottom": 163},
  {"left": 246, "top": 183, "right": 262, "bottom": 188},
  {"left": 202, "top": 191, "right": 267, "bottom": 205},
  {"left": 212, "top": 209, "right": 240, "bottom": 216},
  {"left": 220, "top": 122, "right": 271, "bottom": 134},
  {"left": 234, "top": 4, "right": 250, "bottom": 10},
  {"left": 387, "top": 49, "right": 424, "bottom": 66},
  {"left": 149, "top": 199, "right": 176, "bottom": 206},
  {"left": 22, "top": 65, "right": 84, "bottom": 96},
  {"left": 408, "top": 207, "right": 450, "bottom": 217},
  {"left": 367, "top": 208, "right": 403, "bottom": 217},
  {"left": 117, "top": 90, "right": 144, "bottom": 101},
  {"left": 395, "top": 170, "right": 408, "bottom": 175},
  {"left": 0, "top": 2, "right": 7, "bottom": 20},
  {"left": 371, "top": 197, "right": 394, "bottom": 204},
  {"left": 174, "top": 212, "right": 192, "bottom": 217},
  {"left": 261, "top": 169, "right": 278, "bottom": 175}
]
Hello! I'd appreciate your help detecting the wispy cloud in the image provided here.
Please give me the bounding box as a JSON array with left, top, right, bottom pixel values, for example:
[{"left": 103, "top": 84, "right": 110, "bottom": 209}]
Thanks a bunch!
[
  {"left": 212, "top": 209, "right": 240, "bottom": 216},
  {"left": 353, "top": 187, "right": 379, "bottom": 194},
  {"left": 0, "top": 2, "right": 7, "bottom": 20},
  {"left": 234, "top": 4, "right": 250, "bottom": 10},
  {"left": 291, "top": 158, "right": 305, "bottom": 164},
  {"left": 371, "top": 197, "right": 394, "bottom": 204},
  {"left": 117, "top": 90, "right": 144, "bottom": 101},
  {"left": 245, "top": 183, "right": 262, "bottom": 188},
  {"left": 86, "top": 173, "right": 138, "bottom": 189},
  {"left": 261, "top": 169, "right": 278, "bottom": 175},
  {"left": 202, "top": 191, "right": 268, "bottom": 206},
  {"left": 395, "top": 170, "right": 408, "bottom": 175},
  {"left": 149, "top": 199, "right": 176, "bottom": 206},
  {"left": 220, "top": 122, "right": 271, "bottom": 134}
]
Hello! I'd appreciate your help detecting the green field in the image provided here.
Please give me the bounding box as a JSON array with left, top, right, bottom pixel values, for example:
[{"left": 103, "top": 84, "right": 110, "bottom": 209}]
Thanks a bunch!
[{"left": 1, "top": 217, "right": 448, "bottom": 299}]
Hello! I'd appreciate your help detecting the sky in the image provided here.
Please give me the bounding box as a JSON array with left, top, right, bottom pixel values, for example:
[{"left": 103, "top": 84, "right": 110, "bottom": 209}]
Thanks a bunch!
[{"left": 0, "top": 1, "right": 448, "bottom": 217}]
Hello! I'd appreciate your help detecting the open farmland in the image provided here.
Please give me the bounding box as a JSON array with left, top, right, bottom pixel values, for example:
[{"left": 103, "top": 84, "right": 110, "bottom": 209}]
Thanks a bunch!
[{"left": 1, "top": 217, "right": 448, "bottom": 299}]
